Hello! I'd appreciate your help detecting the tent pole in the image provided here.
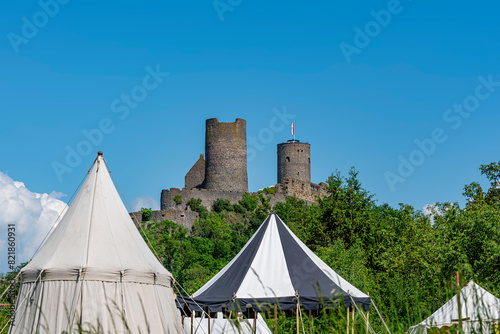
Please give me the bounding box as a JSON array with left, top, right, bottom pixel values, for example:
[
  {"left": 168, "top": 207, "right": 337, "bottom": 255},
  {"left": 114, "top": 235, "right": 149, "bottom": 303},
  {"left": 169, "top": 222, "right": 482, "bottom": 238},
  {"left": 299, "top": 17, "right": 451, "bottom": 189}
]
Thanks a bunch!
[
  {"left": 366, "top": 292, "right": 370, "bottom": 334},
  {"left": 309, "top": 310, "right": 313, "bottom": 334},
  {"left": 274, "top": 303, "right": 278, "bottom": 334},
  {"left": 296, "top": 302, "right": 300, "bottom": 334},
  {"left": 191, "top": 311, "right": 194, "bottom": 334},
  {"left": 347, "top": 306, "right": 350, "bottom": 334},
  {"left": 254, "top": 311, "right": 257, "bottom": 334},
  {"left": 208, "top": 312, "right": 211, "bottom": 334},
  {"left": 352, "top": 306, "right": 355, "bottom": 334}
]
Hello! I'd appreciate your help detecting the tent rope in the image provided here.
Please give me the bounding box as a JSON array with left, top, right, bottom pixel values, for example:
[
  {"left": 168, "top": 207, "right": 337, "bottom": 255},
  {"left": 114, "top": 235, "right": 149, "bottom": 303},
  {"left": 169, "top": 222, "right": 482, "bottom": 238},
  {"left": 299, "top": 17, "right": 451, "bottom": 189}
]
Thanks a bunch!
[
  {"left": 173, "top": 280, "right": 211, "bottom": 318},
  {"left": 371, "top": 299, "right": 392, "bottom": 334},
  {"left": 0, "top": 271, "right": 43, "bottom": 334},
  {"left": 172, "top": 280, "right": 209, "bottom": 334},
  {"left": 347, "top": 294, "right": 377, "bottom": 334},
  {"left": 297, "top": 296, "right": 306, "bottom": 334}
]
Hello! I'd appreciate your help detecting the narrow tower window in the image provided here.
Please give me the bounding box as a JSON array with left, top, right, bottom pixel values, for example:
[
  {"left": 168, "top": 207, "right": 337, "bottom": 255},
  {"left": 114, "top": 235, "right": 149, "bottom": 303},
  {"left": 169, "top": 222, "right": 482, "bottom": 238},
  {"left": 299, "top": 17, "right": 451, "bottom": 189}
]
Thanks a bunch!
[{"left": 286, "top": 157, "right": 290, "bottom": 162}]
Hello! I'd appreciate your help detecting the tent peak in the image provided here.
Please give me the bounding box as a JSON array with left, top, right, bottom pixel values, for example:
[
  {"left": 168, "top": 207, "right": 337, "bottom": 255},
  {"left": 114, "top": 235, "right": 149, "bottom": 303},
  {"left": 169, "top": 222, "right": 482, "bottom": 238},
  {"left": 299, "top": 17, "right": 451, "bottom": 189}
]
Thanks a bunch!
[{"left": 97, "top": 151, "right": 103, "bottom": 156}]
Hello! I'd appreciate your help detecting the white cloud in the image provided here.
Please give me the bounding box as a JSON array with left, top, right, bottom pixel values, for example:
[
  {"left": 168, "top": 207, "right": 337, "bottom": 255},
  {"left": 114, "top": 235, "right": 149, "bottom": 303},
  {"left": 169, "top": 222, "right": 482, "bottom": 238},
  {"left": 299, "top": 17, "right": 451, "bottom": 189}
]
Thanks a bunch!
[
  {"left": 423, "top": 203, "right": 438, "bottom": 224},
  {"left": 131, "top": 195, "right": 159, "bottom": 212},
  {"left": 0, "top": 172, "right": 67, "bottom": 273},
  {"left": 422, "top": 203, "right": 435, "bottom": 216}
]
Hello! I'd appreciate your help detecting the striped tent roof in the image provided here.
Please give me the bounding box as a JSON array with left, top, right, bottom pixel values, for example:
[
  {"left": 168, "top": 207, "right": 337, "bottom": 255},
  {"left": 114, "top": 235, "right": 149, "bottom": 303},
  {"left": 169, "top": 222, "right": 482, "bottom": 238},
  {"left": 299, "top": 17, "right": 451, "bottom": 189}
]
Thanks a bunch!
[{"left": 178, "top": 213, "right": 369, "bottom": 312}]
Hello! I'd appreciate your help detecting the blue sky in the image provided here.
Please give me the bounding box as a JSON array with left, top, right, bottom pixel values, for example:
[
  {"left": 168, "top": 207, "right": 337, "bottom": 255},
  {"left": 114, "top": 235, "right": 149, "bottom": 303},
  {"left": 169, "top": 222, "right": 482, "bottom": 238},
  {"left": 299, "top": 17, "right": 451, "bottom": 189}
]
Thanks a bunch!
[{"left": 1, "top": 0, "right": 500, "bottom": 217}]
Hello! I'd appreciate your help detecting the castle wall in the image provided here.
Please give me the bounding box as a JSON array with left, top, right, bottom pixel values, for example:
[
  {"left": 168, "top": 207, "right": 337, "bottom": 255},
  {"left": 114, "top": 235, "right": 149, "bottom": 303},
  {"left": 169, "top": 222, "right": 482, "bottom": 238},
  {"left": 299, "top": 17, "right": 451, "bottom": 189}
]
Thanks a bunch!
[
  {"left": 130, "top": 209, "right": 199, "bottom": 230},
  {"left": 161, "top": 187, "right": 286, "bottom": 216},
  {"left": 275, "top": 178, "right": 327, "bottom": 203},
  {"left": 185, "top": 154, "right": 205, "bottom": 189},
  {"left": 277, "top": 141, "right": 311, "bottom": 185},
  {"left": 161, "top": 188, "right": 248, "bottom": 211},
  {"left": 204, "top": 118, "right": 248, "bottom": 192}
]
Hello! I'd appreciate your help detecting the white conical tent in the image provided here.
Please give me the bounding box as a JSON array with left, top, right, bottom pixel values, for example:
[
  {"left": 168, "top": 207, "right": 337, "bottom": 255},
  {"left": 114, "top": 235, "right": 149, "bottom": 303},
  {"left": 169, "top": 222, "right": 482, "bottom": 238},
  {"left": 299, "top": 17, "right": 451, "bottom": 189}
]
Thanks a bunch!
[
  {"left": 409, "top": 281, "right": 500, "bottom": 334},
  {"left": 178, "top": 213, "right": 369, "bottom": 313},
  {"left": 10, "top": 153, "right": 183, "bottom": 333}
]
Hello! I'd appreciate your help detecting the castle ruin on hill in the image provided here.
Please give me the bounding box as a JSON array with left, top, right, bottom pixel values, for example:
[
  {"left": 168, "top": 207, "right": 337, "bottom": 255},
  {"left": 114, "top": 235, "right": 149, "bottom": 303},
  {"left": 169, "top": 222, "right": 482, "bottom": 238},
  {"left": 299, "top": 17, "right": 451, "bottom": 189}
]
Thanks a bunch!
[{"left": 132, "top": 117, "right": 327, "bottom": 229}]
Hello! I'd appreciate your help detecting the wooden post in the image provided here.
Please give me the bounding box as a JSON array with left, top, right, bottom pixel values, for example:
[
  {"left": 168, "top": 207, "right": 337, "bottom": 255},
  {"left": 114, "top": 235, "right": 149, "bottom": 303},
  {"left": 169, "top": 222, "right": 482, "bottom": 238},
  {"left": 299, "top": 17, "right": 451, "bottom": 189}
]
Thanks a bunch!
[
  {"left": 274, "top": 303, "right": 278, "bottom": 334},
  {"left": 191, "top": 311, "right": 194, "bottom": 334},
  {"left": 352, "top": 306, "right": 355, "bottom": 334},
  {"left": 254, "top": 311, "right": 257, "bottom": 334},
  {"left": 309, "top": 310, "right": 313, "bottom": 334},
  {"left": 208, "top": 312, "right": 211, "bottom": 334},
  {"left": 296, "top": 302, "right": 300, "bottom": 334},
  {"left": 347, "top": 306, "right": 350, "bottom": 334},
  {"left": 237, "top": 312, "right": 242, "bottom": 334},
  {"left": 366, "top": 292, "right": 370, "bottom": 334}
]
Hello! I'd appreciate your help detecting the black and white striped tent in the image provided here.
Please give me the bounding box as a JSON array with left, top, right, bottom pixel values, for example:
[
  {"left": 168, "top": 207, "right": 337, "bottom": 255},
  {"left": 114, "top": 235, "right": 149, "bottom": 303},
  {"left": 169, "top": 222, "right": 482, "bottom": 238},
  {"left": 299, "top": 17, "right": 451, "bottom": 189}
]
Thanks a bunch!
[{"left": 178, "top": 213, "right": 370, "bottom": 313}]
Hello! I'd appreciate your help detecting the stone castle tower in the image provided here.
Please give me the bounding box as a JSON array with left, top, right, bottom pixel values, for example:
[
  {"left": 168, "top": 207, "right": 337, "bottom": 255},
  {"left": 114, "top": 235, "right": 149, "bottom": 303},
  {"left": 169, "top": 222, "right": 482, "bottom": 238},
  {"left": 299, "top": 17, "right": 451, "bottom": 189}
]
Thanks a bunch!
[
  {"left": 277, "top": 140, "right": 311, "bottom": 185},
  {"left": 160, "top": 118, "right": 249, "bottom": 213},
  {"left": 204, "top": 118, "right": 248, "bottom": 192},
  {"left": 150, "top": 117, "right": 326, "bottom": 229},
  {"left": 275, "top": 139, "right": 325, "bottom": 201}
]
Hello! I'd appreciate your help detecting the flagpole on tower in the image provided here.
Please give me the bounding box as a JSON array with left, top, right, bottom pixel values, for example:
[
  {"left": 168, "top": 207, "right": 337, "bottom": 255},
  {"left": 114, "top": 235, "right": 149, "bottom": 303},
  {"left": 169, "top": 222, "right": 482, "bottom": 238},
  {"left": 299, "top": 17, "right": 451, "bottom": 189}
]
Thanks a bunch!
[{"left": 292, "top": 122, "right": 295, "bottom": 141}]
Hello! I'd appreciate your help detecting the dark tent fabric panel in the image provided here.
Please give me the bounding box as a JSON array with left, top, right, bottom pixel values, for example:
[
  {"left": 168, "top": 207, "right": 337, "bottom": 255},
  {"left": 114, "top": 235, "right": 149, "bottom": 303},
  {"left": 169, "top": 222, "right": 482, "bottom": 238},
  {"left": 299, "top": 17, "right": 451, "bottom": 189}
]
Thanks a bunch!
[
  {"left": 275, "top": 217, "right": 370, "bottom": 311},
  {"left": 275, "top": 218, "right": 343, "bottom": 298},
  {"left": 177, "top": 213, "right": 370, "bottom": 313},
  {"left": 195, "top": 215, "right": 271, "bottom": 301}
]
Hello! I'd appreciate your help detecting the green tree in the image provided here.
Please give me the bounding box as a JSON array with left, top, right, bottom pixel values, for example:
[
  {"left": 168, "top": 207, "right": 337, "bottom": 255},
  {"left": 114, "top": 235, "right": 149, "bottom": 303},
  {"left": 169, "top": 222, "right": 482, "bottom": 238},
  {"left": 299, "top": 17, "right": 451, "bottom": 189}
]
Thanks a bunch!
[
  {"left": 317, "top": 168, "right": 375, "bottom": 248},
  {"left": 140, "top": 207, "right": 152, "bottom": 222}
]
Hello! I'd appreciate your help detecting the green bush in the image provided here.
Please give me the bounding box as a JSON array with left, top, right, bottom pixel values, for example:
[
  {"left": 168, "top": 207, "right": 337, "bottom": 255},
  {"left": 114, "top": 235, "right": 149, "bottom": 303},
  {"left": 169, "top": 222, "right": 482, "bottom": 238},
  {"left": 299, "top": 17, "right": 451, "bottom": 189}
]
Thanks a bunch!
[
  {"left": 213, "top": 198, "right": 233, "bottom": 213},
  {"left": 140, "top": 208, "right": 152, "bottom": 222},
  {"left": 173, "top": 195, "right": 182, "bottom": 205},
  {"left": 187, "top": 198, "right": 208, "bottom": 219},
  {"left": 258, "top": 186, "right": 276, "bottom": 194},
  {"left": 239, "top": 193, "right": 258, "bottom": 212}
]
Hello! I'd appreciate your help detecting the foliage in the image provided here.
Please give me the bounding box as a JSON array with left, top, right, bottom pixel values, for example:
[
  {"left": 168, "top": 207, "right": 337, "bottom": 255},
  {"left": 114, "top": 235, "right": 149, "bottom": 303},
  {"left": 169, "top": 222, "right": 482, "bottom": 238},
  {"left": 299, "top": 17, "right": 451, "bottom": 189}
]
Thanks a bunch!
[
  {"left": 212, "top": 198, "right": 233, "bottom": 213},
  {"left": 239, "top": 193, "right": 258, "bottom": 212},
  {"left": 140, "top": 207, "right": 152, "bottom": 222},
  {"left": 187, "top": 198, "right": 208, "bottom": 219},
  {"left": 3, "top": 162, "right": 500, "bottom": 333},
  {"left": 258, "top": 186, "right": 276, "bottom": 194},
  {"left": 173, "top": 195, "right": 182, "bottom": 205},
  {"left": 138, "top": 163, "right": 500, "bottom": 333}
]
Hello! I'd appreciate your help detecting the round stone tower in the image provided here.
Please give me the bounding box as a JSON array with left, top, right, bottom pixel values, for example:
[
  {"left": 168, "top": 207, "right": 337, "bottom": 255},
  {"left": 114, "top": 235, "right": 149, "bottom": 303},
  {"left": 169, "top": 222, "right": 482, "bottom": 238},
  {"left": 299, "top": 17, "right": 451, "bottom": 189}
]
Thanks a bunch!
[
  {"left": 277, "top": 140, "right": 311, "bottom": 184},
  {"left": 204, "top": 118, "right": 248, "bottom": 192}
]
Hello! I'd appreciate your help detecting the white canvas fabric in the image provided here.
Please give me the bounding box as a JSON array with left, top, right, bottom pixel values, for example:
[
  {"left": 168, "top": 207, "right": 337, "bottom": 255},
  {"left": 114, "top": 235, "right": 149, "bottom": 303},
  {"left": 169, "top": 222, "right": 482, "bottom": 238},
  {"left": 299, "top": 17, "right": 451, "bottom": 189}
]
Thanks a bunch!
[
  {"left": 10, "top": 154, "right": 183, "bottom": 334},
  {"left": 236, "top": 214, "right": 296, "bottom": 299},
  {"left": 409, "top": 281, "right": 500, "bottom": 334},
  {"left": 183, "top": 312, "right": 272, "bottom": 334}
]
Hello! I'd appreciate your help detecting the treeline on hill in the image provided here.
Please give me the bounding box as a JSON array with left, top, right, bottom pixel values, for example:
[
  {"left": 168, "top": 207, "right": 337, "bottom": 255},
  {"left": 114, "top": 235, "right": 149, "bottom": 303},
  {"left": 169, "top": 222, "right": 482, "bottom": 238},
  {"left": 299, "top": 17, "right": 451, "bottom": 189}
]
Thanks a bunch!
[{"left": 140, "top": 162, "right": 500, "bottom": 333}]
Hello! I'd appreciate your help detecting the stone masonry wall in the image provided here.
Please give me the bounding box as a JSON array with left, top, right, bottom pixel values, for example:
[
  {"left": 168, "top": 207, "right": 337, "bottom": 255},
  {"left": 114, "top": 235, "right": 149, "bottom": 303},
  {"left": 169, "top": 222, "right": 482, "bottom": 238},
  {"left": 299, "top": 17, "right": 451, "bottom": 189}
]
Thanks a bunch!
[
  {"left": 185, "top": 154, "right": 205, "bottom": 189},
  {"left": 277, "top": 140, "right": 311, "bottom": 185},
  {"left": 204, "top": 118, "right": 248, "bottom": 192},
  {"left": 162, "top": 188, "right": 246, "bottom": 211},
  {"left": 276, "top": 178, "right": 327, "bottom": 203},
  {"left": 130, "top": 209, "right": 199, "bottom": 230}
]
